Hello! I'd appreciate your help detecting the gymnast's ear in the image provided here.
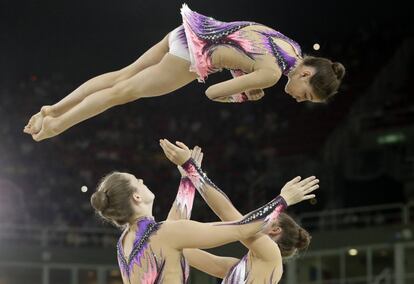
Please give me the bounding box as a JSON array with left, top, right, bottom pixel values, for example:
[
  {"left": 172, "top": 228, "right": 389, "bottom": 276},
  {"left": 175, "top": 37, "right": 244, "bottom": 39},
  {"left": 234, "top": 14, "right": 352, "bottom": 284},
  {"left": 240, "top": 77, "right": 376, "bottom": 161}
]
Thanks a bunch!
[
  {"left": 300, "top": 66, "right": 315, "bottom": 79},
  {"left": 268, "top": 226, "right": 282, "bottom": 236},
  {"left": 132, "top": 193, "right": 142, "bottom": 204}
]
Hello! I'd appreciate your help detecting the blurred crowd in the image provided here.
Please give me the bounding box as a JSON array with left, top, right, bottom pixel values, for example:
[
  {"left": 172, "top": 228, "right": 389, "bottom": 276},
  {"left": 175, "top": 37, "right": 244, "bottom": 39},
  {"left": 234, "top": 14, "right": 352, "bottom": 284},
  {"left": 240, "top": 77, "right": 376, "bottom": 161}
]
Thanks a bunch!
[{"left": 0, "top": 18, "right": 410, "bottom": 230}]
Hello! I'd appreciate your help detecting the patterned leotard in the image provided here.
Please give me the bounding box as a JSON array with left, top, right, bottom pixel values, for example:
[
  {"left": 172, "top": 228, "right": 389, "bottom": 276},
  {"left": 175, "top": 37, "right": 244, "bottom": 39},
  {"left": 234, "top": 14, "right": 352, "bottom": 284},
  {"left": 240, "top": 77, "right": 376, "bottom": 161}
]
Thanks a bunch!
[
  {"left": 179, "top": 4, "right": 302, "bottom": 82},
  {"left": 117, "top": 217, "right": 190, "bottom": 283},
  {"left": 222, "top": 254, "right": 279, "bottom": 284}
]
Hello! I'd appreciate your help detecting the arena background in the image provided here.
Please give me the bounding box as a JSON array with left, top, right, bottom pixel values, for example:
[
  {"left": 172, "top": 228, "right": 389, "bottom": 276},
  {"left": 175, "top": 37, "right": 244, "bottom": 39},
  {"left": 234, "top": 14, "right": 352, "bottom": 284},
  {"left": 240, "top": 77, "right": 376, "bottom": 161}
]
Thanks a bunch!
[{"left": 1, "top": 0, "right": 413, "bottom": 283}]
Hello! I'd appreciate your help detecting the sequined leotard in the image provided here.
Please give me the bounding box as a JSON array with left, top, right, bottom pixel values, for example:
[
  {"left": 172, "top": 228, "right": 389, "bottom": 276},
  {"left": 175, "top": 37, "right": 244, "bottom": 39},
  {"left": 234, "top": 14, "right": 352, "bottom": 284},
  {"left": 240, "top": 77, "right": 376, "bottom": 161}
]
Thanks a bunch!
[
  {"left": 176, "top": 4, "right": 302, "bottom": 82},
  {"left": 117, "top": 217, "right": 189, "bottom": 284}
]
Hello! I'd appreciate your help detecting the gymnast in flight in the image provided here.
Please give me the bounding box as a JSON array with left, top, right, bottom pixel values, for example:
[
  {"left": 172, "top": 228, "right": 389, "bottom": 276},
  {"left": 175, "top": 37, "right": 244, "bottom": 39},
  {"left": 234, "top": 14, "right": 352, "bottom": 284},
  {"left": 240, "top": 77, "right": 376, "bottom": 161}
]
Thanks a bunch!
[{"left": 24, "top": 4, "right": 345, "bottom": 141}]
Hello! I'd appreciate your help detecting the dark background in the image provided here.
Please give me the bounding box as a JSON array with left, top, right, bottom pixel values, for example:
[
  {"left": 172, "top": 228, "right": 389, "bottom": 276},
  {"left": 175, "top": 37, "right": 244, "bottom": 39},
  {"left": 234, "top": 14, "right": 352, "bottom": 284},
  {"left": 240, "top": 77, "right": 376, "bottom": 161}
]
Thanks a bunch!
[{"left": 0, "top": 0, "right": 412, "bottom": 227}]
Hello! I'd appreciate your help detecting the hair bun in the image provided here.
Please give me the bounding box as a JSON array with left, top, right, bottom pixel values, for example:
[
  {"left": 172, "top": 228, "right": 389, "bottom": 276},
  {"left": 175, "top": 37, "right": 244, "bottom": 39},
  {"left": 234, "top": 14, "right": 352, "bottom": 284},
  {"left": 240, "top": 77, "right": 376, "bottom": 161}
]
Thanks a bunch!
[
  {"left": 296, "top": 228, "right": 311, "bottom": 250},
  {"left": 332, "top": 62, "right": 346, "bottom": 80},
  {"left": 91, "top": 191, "right": 109, "bottom": 212}
]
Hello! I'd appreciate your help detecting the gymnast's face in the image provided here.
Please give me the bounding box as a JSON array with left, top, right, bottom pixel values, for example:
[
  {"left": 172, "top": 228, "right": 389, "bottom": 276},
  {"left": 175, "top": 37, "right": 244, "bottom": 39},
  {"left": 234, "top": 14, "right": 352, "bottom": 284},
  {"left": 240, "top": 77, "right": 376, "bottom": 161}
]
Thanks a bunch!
[
  {"left": 284, "top": 65, "right": 321, "bottom": 103},
  {"left": 124, "top": 173, "right": 155, "bottom": 205}
]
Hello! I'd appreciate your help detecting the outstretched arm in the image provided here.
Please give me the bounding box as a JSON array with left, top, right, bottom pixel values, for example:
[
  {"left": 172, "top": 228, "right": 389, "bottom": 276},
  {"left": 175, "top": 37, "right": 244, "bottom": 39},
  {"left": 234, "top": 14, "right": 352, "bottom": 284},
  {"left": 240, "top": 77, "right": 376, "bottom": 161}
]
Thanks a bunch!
[
  {"left": 164, "top": 146, "right": 239, "bottom": 279},
  {"left": 182, "top": 168, "right": 318, "bottom": 261},
  {"left": 160, "top": 140, "right": 318, "bottom": 261},
  {"left": 166, "top": 177, "right": 196, "bottom": 220},
  {"left": 160, "top": 192, "right": 288, "bottom": 250},
  {"left": 158, "top": 139, "right": 292, "bottom": 250},
  {"left": 166, "top": 147, "right": 204, "bottom": 220},
  {"left": 166, "top": 147, "right": 239, "bottom": 279}
]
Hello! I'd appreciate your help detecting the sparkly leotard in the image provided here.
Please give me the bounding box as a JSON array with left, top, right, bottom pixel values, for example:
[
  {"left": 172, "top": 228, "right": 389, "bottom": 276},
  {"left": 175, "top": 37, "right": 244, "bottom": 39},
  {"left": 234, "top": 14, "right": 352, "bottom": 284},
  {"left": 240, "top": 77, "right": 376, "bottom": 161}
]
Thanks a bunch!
[
  {"left": 177, "top": 4, "right": 302, "bottom": 82},
  {"left": 222, "top": 254, "right": 278, "bottom": 284},
  {"left": 117, "top": 217, "right": 190, "bottom": 283},
  {"left": 222, "top": 255, "right": 249, "bottom": 283}
]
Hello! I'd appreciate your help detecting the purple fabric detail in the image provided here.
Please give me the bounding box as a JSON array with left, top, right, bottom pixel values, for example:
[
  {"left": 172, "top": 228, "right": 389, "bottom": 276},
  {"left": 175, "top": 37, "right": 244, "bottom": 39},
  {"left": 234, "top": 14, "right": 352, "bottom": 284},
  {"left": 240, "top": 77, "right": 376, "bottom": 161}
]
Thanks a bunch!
[
  {"left": 117, "top": 218, "right": 189, "bottom": 283},
  {"left": 177, "top": 25, "right": 188, "bottom": 47},
  {"left": 117, "top": 217, "right": 161, "bottom": 281},
  {"left": 181, "top": 4, "right": 256, "bottom": 81},
  {"left": 181, "top": 253, "right": 190, "bottom": 282},
  {"left": 258, "top": 30, "right": 302, "bottom": 75},
  {"left": 180, "top": 4, "right": 302, "bottom": 80}
]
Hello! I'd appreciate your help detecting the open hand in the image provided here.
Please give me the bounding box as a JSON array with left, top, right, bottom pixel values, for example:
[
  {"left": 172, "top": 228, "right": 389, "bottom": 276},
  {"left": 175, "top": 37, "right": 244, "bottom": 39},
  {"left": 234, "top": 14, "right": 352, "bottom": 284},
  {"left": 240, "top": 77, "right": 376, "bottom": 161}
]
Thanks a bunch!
[
  {"left": 159, "top": 139, "right": 192, "bottom": 166},
  {"left": 279, "top": 176, "right": 319, "bottom": 206}
]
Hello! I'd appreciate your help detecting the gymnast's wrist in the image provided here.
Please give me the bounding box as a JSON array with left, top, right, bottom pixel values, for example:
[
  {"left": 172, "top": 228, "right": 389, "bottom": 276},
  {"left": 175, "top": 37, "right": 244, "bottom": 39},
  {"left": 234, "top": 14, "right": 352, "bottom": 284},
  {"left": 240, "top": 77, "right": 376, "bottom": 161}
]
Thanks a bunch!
[
  {"left": 278, "top": 194, "right": 290, "bottom": 207},
  {"left": 181, "top": 158, "right": 198, "bottom": 172}
]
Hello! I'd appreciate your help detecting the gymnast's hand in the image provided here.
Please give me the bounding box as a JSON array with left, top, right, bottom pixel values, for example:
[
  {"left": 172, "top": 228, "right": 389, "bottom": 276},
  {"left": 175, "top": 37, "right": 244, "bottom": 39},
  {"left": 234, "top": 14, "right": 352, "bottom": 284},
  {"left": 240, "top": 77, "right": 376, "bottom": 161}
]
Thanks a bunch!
[
  {"left": 159, "top": 139, "right": 192, "bottom": 166},
  {"left": 245, "top": 89, "right": 265, "bottom": 101},
  {"left": 279, "top": 176, "right": 319, "bottom": 206},
  {"left": 177, "top": 146, "right": 204, "bottom": 176}
]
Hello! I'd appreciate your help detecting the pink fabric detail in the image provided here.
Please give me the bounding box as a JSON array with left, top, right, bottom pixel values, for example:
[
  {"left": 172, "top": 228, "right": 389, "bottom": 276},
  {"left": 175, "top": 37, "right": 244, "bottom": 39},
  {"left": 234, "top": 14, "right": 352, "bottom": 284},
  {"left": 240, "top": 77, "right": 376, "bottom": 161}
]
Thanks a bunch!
[
  {"left": 229, "top": 93, "right": 249, "bottom": 103},
  {"left": 176, "top": 178, "right": 196, "bottom": 219},
  {"left": 141, "top": 254, "right": 159, "bottom": 284},
  {"left": 181, "top": 161, "right": 203, "bottom": 188},
  {"left": 263, "top": 204, "right": 285, "bottom": 232},
  {"left": 181, "top": 6, "right": 212, "bottom": 82}
]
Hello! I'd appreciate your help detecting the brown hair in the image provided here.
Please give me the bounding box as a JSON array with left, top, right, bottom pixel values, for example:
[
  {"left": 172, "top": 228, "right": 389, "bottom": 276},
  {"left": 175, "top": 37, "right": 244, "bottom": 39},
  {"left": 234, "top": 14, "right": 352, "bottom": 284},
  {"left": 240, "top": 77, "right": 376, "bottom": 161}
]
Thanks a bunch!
[
  {"left": 276, "top": 213, "right": 311, "bottom": 258},
  {"left": 303, "top": 56, "right": 345, "bottom": 101},
  {"left": 90, "top": 172, "right": 136, "bottom": 227}
]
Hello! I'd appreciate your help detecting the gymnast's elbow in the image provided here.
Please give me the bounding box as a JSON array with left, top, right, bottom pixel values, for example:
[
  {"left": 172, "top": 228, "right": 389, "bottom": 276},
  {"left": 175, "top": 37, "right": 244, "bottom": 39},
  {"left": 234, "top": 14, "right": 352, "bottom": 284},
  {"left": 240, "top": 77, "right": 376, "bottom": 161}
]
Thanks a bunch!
[{"left": 205, "top": 86, "right": 219, "bottom": 100}]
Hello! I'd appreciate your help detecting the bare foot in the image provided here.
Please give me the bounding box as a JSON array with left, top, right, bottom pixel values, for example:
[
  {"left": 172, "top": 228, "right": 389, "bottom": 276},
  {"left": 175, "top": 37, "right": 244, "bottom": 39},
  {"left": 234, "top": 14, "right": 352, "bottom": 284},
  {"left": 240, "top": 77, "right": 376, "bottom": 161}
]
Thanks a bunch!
[
  {"left": 24, "top": 112, "right": 44, "bottom": 135},
  {"left": 40, "top": 105, "right": 54, "bottom": 117},
  {"left": 24, "top": 106, "right": 56, "bottom": 135},
  {"left": 32, "top": 116, "right": 61, "bottom": 142}
]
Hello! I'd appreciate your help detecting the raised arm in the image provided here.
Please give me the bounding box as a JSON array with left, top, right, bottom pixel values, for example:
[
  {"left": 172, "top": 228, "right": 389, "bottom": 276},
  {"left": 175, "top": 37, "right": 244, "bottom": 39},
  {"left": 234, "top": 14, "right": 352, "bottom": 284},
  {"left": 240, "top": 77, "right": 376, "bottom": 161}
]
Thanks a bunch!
[
  {"left": 158, "top": 139, "right": 293, "bottom": 250},
  {"left": 166, "top": 177, "right": 196, "bottom": 220},
  {"left": 166, "top": 147, "right": 204, "bottom": 220},
  {"left": 182, "top": 162, "right": 318, "bottom": 261},
  {"left": 165, "top": 147, "right": 240, "bottom": 279},
  {"left": 160, "top": 192, "right": 288, "bottom": 250},
  {"left": 160, "top": 140, "right": 318, "bottom": 261}
]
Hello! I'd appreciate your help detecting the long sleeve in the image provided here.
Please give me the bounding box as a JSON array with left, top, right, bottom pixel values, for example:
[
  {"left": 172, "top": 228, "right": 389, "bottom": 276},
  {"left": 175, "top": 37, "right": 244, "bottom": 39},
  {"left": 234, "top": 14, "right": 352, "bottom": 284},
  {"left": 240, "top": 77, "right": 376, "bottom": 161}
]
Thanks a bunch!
[
  {"left": 167, "top": 177, "right": 196, "bottom": 220},
  {"left": 181, "top": 159, "right": 287, "bottom": 231}
]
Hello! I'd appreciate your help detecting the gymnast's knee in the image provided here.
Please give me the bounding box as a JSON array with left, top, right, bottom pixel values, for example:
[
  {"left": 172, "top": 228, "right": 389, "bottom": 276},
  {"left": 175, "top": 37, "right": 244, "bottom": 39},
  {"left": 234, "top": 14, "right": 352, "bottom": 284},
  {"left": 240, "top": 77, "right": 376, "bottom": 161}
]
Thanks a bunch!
[{"left": 111, "top": 81, "right": 140, "bottom": 104}]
